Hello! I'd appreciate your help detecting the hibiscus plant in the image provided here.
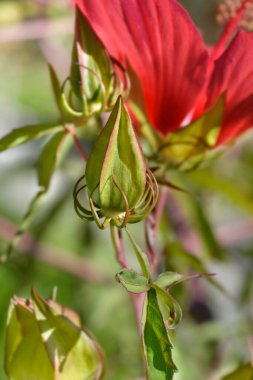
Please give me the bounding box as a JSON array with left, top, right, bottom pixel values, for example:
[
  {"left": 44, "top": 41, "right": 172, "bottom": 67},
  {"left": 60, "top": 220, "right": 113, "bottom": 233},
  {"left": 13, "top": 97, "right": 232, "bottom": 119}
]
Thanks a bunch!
[{"left": 1, "top": 0, "right": 253, "bottom": 379}]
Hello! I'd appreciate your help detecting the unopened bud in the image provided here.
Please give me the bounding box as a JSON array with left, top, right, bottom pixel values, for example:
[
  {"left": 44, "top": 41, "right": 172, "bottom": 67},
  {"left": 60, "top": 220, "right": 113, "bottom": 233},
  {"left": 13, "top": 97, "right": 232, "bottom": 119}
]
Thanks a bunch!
[
  {"left": 86, "top": 96, "right": 146, "bottom": 216},
  {"left": 70, "top": 8, "right": 129, "bottom": 117},
  {"left": 73, "top": 96, "right": 158, "bottom": 228},
  {"left": 4, "top": 289, "right": 104, "bottom": 380}
]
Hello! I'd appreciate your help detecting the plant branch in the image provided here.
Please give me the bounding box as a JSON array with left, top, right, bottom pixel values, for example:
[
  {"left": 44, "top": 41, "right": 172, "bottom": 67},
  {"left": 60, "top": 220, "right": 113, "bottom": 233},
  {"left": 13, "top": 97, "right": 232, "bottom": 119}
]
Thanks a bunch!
[
  {"left": 0, "top": 17, "right": 73, "bottom": 44},
  {"left": 0, "top": 217, "right": 109, "bottom": 284},
  {"left": 65, "top": 125, "right": 88, "bottom": 162},
  {"left": 110, "top": 224, "right": 128, "bottom": 268}
]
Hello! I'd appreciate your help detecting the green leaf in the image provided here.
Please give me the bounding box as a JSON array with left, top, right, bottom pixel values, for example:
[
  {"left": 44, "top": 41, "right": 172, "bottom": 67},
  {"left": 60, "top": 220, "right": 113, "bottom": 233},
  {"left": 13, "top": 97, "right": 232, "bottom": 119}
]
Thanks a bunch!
[
  {"left": 174, "top": 173, "right": 225, "bottom": 260},
  {"left": 86, "top": 96, "right": 146, "bottom": 215},
  {"left": 142, "top": 288, "right": 177, "bottom": 380},
  {"left": 188, "top": 169, "right": 253, "bottom": 215},
  {"left": 154, "top": 272, "right": 193, "bottom": 289},
  {"left": 4, "top": 298, "right": 53, "bottom": 380},
  {"left": 0, "top": 123, "right": 64, "bottom": 152},
  {"left": 165, "top": 242, "right": 229, "bottom": 297},
  {"left": 187, "top": 196, "right": 225, "bottom": 260},
  {"left": 1, "top": 131, "right": 69, "bottom": 261},
  {"left": 125, "top": 228, "right": 151, "bottom": 280},
  {"left": 116, "top": 269, "right": 150, "bottom": 293},
  {"left": 48, "top": 64, "right": 66, "bottom": 119},
  {"left": 38, "top": 131, "right": 66, "bottom": 190},
  {"left": 32, "top": 289, "right": 104, "bottom": 380},
  {"left": 152, "top": 285, "right": 182, "bottom": 330},
  {"left": 221, "top": 363, "right": 253, "bottom": 380}
]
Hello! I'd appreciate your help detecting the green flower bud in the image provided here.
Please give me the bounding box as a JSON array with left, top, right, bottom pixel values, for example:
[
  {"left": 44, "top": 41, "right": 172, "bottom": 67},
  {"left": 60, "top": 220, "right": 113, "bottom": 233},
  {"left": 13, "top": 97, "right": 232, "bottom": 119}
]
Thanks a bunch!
[
  {"left": 70, "top": 8, "right": 127, "bottom": 116},
  {"left": 4, "top": 289, "right": 104, "bottom": 380},
  {"left": 73, "top": 96, "right": 158, "bottom": 228},
  {"left": 86, "top": 96, "right": 146, "bottom": 216}
]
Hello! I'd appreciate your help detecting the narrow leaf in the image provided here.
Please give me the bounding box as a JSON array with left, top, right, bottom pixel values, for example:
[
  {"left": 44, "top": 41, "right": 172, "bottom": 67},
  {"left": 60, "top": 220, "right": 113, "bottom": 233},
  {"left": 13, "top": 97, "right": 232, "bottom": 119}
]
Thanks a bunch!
[
  {"left": 142, "top": 288, "right": 177, "bottom": 380},
  {"left": 154, "top": 272, "right": 194, "bottom": 289},
  {"left": 125, "top": 228, "right": 151, "bottom": 280},
  {"left": 165, "top": 242, "right": 230, "bottom": 297},
  {"left": 38, "top": 131, "right": 66, "bottom": 190},
  {"left": 48, "top": 64, "right": 66, "bottom": 119},
  {"left": 188, "top": 169, "right": 253, "bottom": 215},
  {"left": 0, "top": 123, "right": 64, "bottom": 152},
  {"left": 2, "top": 132, "right": 68, "bottom": 261},
  {"left": 186, "top": 194, "right": 225, "bottom": 260}
]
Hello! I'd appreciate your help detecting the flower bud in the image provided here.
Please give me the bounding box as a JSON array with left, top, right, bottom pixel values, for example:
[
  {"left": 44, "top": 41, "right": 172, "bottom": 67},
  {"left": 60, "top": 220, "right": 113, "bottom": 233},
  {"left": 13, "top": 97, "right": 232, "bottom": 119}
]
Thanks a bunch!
[
  {"left": 70, "top": 8, "right": 126, "bottom": 116},
  {"left": 4, "top": 289, "right": 104, "bottom": 380},
  {"left": 85, "top": 96, "right": 147, "bottom": 218}
]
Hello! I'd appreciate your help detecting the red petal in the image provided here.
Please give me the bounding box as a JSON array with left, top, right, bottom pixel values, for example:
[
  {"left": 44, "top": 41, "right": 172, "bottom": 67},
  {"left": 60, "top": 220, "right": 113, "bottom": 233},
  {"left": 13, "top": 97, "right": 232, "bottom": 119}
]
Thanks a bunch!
[
  {"left": 73, "top": 0, "right": 208, "bottom": 135},
  {"left": 207, "top": 31, "right": 253, "bottom": 144}
]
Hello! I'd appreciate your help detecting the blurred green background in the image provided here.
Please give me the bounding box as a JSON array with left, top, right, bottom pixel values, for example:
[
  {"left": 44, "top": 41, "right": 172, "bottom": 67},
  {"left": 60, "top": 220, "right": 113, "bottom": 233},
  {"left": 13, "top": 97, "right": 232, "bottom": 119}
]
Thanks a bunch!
[{"left": 0, "top": 1, "right": 252, "bottom": 379}]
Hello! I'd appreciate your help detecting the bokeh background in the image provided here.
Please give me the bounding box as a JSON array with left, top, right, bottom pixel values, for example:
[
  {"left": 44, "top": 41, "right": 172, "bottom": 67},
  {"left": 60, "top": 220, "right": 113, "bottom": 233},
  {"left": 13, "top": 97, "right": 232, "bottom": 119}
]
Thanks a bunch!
[{"left": 0, "top": 1, "right": 252, "bottom": 379}]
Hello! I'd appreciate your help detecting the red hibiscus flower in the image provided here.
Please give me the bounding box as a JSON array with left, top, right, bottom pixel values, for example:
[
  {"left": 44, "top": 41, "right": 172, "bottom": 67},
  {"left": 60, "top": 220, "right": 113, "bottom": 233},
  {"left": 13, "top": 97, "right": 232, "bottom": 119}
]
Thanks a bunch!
[{"left": 72, "top": 0, "right": 253, "bottom": 145}]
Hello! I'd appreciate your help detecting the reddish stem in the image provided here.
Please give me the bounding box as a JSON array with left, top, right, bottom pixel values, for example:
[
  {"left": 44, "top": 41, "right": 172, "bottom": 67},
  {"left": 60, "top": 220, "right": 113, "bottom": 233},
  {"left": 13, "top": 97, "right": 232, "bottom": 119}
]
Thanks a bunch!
[{"left": 65, "top": 125, "right": 87, "bottom": 162}]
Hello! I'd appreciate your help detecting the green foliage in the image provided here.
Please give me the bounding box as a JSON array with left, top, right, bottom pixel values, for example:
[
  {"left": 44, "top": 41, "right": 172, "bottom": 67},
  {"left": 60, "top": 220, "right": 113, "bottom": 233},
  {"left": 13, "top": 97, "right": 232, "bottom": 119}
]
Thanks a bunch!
[
  {"left": 125, "top": 228, "right": 151, "bottom": 280},
  {"left": 152, "top": 285, "right": 182, "bottom": 330},
  {"left": 142, "top": 288, "right": 177, "bottom": 380},
  {"left": 48, "top": 64, "right": 67, "bottom": 120},
  {"left": 3, "top": 129, "right": 71, "bottom": 260},
  {"left": 38, "top": 131, "right": 67, "bottom": 190},
  {"left": 116, "top": 269, "right": 150, "bottom": 293},
  {"left": 0, "top": 124, "right": 64, "bottom": 152},
  {"left": 154, "top": 272, "right": 193, "bottom": 289},
  {"left": 188, "top": 168, "right": 253, "bottom": 215}
]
